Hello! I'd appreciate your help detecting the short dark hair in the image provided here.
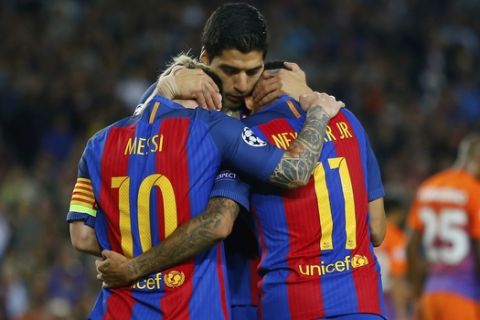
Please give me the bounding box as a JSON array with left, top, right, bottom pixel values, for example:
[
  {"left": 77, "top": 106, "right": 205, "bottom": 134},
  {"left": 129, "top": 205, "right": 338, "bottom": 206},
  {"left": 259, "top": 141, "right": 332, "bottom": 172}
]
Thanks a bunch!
[{"left": 201, "top": 3, "right": 268, "bottom": 59}]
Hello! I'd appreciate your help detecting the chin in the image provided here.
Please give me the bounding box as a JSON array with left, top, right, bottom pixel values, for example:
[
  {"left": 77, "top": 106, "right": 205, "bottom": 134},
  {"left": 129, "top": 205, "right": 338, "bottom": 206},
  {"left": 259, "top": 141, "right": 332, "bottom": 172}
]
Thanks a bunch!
[{"left": 224, "top": 100, "right": 245, "bottom": 111}]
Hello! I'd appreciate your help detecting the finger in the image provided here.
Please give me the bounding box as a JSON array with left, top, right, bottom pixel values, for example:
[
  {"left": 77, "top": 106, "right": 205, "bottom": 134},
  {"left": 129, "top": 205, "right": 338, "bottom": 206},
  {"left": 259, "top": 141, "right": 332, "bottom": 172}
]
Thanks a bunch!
[
  {"left": 252, "top": 77, "right": 280, "bottom": 103},
  {"left": 203, "top": 77, "right": 222, "bottom": 110},
  {"left": 193, "top": 92, "right": 207, "bottom": 109},
  {"left": 261, "top": 70, "right": 276, "bottom": 79},
  {"left": 97, "top": 273, "right": 103, "bottom": 281},
  {"left": 283, "top": 61, "right": 299, "bottom": 71},
  {"left": 213, "top": 92, "right": 222, "bottom": 110},
  {"left": 257, "top": 88, "right": 283, "bottom": 107},
  {"left": 203, "top": 81, "right": 221, "bottom": 110},
  {"left": 203, "top": 75, "right": 220, "bottom": 93}
]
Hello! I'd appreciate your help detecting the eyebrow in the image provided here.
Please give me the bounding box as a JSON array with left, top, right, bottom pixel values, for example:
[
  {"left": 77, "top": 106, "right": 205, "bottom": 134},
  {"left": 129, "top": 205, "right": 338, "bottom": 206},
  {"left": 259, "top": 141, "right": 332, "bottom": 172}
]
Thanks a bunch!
[{"left": 219, "top": 63, "right": 263, "bottom": 73}]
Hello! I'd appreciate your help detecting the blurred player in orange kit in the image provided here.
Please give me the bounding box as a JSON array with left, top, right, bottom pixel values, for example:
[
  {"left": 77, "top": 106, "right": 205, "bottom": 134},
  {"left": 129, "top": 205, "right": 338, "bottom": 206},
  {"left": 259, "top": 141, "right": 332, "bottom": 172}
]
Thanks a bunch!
[
  {"left": 375, "top": 198, "right": 409, "bottom": 320},
  {"left": 407, "top": 133, "right": 480, "bottom": 320}
]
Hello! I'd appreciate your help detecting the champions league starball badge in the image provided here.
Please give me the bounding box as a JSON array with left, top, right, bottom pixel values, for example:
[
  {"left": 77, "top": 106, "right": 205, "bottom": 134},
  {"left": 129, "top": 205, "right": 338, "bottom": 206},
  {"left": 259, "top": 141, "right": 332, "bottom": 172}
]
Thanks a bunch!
[{"left": 242, "top": 127, "right": 267, "bottom": 147}]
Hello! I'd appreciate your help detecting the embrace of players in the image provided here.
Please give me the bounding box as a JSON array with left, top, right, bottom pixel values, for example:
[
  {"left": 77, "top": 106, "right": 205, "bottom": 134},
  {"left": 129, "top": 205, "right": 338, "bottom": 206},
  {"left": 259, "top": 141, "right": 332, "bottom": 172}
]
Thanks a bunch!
[{"left": 66, "top": 3, "right": 480, "bottom": 320}]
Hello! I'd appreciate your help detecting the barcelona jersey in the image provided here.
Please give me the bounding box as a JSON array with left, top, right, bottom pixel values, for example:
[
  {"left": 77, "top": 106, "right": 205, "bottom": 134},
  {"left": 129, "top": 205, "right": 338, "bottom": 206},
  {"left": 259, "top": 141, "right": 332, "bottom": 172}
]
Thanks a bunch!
[
  {"left": 243, "top": 95, "right": 386, "bottom": 319},
  {"left": 66, "top": 95, "right": 284, "bottom": 320}
]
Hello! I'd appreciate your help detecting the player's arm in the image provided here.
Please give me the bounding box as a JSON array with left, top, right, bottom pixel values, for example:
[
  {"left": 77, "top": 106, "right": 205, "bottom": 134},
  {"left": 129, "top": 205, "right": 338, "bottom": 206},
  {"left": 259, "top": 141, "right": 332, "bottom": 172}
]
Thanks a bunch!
[
  {"left": 67, "top": 151, "right": 101, "bottom": 257},
  {"left": 97, "top": 197, "right": 240, "bottom": 288},
  {"left": 268, "top": 92, "right": 343, "bottom": 188},
  {"left": 406, "top": 228, "right": 426, "bottom": 300},
  {"left": 70, "top": 222, "right": 101, "bottom": 257},
  {"left": 368, "top": 198, "right": 386, "bottom": 247},
  {"left": 252, "top": 61, "right": 313, "bottom": 108}
]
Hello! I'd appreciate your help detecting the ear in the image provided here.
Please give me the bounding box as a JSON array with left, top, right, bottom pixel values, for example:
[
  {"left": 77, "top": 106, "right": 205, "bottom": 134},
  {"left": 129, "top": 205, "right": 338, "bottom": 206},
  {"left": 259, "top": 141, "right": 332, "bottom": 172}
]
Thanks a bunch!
[{"left": 200, "top": 48, "right": 210, "bottom": 65}]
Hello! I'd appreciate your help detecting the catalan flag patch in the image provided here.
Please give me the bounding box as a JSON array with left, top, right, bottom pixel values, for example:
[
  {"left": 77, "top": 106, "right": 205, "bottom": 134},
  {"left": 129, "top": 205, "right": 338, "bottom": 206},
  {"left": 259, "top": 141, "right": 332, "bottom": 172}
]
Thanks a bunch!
[{"left": 69, "top": 177, "right": 97, "bottom": 217}]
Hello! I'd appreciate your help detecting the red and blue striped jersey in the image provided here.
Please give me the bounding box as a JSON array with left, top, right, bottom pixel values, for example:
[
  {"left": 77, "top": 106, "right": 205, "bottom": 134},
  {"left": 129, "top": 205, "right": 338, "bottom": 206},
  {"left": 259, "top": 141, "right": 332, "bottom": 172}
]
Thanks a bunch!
[
  {"left": 67, "top": 95, "right": 284, "bottom": 320},
  {"left": 243, "top": 95, "right": 386, "bottom": 319}
]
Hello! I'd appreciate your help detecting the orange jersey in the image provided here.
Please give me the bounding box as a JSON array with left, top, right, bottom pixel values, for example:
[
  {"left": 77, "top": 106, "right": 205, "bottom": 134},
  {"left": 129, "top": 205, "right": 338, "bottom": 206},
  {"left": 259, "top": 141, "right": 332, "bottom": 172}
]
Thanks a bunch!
[
  {"left": 375, "top": 222, "right": 407, "bottom": 292},
  {"left": 408, "top": 169, "right": 480, "bottom": 301}
]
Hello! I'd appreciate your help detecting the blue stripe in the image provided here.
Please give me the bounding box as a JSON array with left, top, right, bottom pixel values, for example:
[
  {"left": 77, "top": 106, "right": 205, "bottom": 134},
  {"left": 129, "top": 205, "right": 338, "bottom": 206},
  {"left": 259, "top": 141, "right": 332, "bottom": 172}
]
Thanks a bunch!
[
  {"left": 89, "top": 289, "right": 110, "bottom": 319},
  {"left": 131, "top": 291, "right": 163, "bottom": 319},
  {"left": 127, "top": 122, "right": 145, "bottom": 258},
  {"left": 191, "top": 246, "right": 230, "bottom": 318},
  {"left": 87, "top": 131, "right": 110, "bottom": 251},
  {"left": 252, "top": 193, "right": 291, "bottom": 318}
]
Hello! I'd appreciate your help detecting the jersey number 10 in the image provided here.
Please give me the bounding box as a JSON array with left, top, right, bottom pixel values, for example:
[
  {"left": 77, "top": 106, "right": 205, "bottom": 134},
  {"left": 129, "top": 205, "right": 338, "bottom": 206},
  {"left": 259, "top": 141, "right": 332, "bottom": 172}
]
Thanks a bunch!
[{"left": 111, "top": 174, "right": 177, "bottom": 258}]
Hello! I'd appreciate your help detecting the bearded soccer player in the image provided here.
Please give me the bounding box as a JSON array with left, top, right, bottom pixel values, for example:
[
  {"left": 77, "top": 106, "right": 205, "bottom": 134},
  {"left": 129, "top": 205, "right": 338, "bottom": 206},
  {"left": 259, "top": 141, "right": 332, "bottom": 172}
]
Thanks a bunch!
[
  {"left": 97, "top": 69, "right": 386, "bottom": 320},
  {"left": 67, "top": 63, "right": 342, "bottom": 320},
  {"left": 407, "top": 134, "right": 480, "bottom": 320}
]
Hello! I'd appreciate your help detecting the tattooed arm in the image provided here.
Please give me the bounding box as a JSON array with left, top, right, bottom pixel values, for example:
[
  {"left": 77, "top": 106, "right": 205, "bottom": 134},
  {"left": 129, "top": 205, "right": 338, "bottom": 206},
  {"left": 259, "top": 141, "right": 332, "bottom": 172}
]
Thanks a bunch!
[
  {"left": 268, "top": 92, "right": 344, "bottom": 188},
  {"left": 96, "top": 198, "right": 239, "bottom": 288}
]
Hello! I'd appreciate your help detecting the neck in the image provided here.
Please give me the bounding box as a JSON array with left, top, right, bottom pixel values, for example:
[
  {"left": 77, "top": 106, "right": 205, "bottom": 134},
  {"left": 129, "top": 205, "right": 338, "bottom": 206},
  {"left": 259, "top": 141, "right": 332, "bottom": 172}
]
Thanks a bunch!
[{"left": 222, "top": 107, "right": 242, "bottom": 119}]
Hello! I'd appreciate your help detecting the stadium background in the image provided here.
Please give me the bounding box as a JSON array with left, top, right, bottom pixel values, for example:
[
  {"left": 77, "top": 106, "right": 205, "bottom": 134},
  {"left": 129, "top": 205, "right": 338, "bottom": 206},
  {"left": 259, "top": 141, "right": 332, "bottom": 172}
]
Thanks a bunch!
[{"left": 0, "top": 0, "right": 479, "bottom": 318}]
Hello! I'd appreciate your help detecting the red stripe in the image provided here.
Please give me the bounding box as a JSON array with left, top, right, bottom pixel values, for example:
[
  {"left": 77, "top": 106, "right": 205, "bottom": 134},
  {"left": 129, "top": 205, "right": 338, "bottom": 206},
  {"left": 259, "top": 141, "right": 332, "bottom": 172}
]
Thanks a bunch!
[
  {"left": 250, "top": 257, "right": 260, "bottom": 305},
  {"left": 74, "top": 185, "right": 93, "bottom": 193},
  {"left": 156, "top": 118, "right": 193, "bottom": 319},
  {"left": 253, "top": 209, "right": 266, "bottom": 320},
  {"left": 72, "top": 191, "right": 94, "bottom": 199},
  {"left": 217, "top": 245, "right": 230, "bottom": 319},
  {"left": 258, "top": 119, "right": 324, "bottom": 318},
  {"left": 71, "top": 197, "right": 95, "bottom": 207},
  {"left": 99, "top": 126, "right": 136, "bottom": 318},
  {"left": 283, "top": 181, "right": 324, "bottom": 318},
  {"left": 103, "top": 289, "right": 136, "bottom": 320},
  {"left": 331, "top": 113, "right": 382, "bottom": 314}
]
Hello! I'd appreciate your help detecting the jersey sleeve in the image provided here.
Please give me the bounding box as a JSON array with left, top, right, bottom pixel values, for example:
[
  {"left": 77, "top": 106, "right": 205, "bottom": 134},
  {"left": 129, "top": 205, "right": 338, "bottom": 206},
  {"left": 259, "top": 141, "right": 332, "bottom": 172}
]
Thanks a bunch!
[
  {"left": 66, "top": 148, "right": 98, "bottom": 228},
  {"left": 209, "top": 170, "right": 250, "bottom": 210},
  {"left": 365, "top": 136, "right": 385, "bottom": 202},
  {"left": 209, "top": 115, "right": 284, "bottom": 182}
]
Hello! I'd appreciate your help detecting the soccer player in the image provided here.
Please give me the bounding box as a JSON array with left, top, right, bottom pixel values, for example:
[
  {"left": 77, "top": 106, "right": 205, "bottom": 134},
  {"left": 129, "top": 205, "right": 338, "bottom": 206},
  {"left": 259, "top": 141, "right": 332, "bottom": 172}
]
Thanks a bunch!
[
  {"left": 68, "top": 63, "right": 342, "bottom": 320},
  {"left": 98, "top": 66, "right": 386, "bottom": 320},
  {"left": 407, "top": 134, "right": 480, "bottom": 320},
  {"left": 374, "top": 198, "right": 409, "bottom": 320}
]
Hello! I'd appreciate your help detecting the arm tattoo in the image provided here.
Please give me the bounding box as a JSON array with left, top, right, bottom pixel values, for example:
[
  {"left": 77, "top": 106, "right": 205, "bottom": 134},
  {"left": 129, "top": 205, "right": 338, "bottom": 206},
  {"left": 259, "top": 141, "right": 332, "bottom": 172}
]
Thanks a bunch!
[
  {"left": 127, "top": 198, "right": 239, "bottom": 281},
  {"left": 269, "top": 106, "right": 331, "bottom": 188}
]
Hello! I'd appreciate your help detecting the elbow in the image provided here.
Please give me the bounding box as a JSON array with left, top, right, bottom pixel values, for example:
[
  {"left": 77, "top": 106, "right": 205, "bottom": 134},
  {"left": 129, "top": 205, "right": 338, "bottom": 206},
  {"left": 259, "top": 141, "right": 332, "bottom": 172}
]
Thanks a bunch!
[
  {"left": 371, "top": 235, "right": 384, "bottom": 247},
  {"left": 69, "top": 222, "right": 98, "bottom": 254},
  {"left": 283, "top": 176, "right": 310, "bottom": 189},
  {"left": 213, "top": 217, "right": 234, "bottom": 240},
  {"left": 70, "top": 232, "right": 93, "bottom": 253},
  {"left": 370, "top": 222, "right": 386, "bottom": 247},
  {"left": 70, "top": 234, "right": 88, "bottom": 252}
]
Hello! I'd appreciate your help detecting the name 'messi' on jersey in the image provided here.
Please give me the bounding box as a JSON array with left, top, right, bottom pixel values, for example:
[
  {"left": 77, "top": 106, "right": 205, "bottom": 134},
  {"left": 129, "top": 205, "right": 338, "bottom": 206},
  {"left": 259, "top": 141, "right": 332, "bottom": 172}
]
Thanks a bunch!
[{"left": 124, "top": 134, "right": 165, "bottom": 155}]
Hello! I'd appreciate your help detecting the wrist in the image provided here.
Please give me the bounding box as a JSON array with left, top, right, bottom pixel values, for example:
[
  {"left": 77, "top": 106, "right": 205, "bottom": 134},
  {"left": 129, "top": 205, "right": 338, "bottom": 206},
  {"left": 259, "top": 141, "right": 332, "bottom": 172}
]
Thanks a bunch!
[
  {"left": 126, "top": 259, "right": 141, "bottom": 283},
  {"left": 156, "top": 75, "right": 177, "bottom": 100},
  {"left": 307, "top": 105, "right": 331, "bottom": 119}
]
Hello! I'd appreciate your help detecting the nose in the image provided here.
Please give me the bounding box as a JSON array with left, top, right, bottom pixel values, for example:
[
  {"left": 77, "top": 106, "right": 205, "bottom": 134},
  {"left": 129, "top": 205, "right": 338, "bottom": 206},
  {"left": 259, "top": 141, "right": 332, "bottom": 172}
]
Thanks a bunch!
[{"left": 234, "top": 72, "right": 248, "bottom": 94}]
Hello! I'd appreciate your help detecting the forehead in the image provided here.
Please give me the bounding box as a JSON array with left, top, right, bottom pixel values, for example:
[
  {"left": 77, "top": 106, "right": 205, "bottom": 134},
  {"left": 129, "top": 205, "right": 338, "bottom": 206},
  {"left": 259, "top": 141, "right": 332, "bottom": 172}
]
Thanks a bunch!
[{"left": 210, "top": 49, "right": 264, "bottom": 70}]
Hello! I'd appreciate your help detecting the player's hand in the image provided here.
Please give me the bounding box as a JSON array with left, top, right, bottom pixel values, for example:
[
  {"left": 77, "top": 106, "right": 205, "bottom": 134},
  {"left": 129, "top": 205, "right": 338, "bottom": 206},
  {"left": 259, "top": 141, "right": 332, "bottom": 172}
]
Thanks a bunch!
[
  {"left": 95, "top": 250, "right": 134, "bottom": 288},
  {"left": 156, "top": 66, "right": 222, "bottom": 110},
  {"left": 252, "top": 62, "right": 313, "bottom": 108},
  {"left": 299, "top": 92, "right": 344, "bottom": 118}
]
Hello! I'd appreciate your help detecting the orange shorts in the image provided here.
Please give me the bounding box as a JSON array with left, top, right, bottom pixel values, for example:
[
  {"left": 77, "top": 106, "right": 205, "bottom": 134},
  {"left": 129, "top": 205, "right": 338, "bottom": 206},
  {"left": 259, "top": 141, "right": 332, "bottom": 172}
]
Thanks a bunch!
[{"left": 418, "top": 292, "right": 480, "bottom": 320}]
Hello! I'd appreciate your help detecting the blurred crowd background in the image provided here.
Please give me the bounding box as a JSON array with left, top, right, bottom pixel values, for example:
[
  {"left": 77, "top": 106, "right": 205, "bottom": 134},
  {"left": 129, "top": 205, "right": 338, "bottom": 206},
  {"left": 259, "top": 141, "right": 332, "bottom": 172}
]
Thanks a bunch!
[{"left": 0, "top": 0, "right": 479, "bottom": 319}]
